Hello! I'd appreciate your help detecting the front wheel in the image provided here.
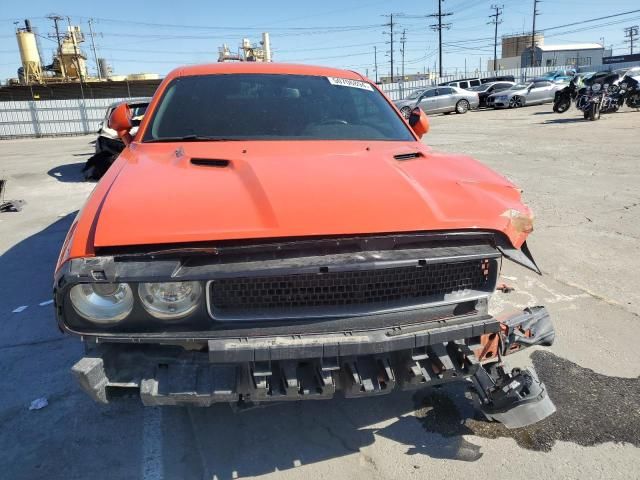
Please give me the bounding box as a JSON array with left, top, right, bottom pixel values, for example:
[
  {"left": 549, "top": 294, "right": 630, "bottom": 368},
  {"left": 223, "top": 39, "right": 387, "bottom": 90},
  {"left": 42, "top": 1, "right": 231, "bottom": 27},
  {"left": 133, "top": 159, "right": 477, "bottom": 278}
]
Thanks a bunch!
[
  {"left": 455, "top": 99, "right": 470, "bottom": 114},
  {"left": 554, "top": 99, "right": 571, "bottom": 113},
  {"left": 509, "top": 96, "right": 524, "bottom": 108},
  {"left": 588, "top": 102, "right": 601, "bottom": 121}
]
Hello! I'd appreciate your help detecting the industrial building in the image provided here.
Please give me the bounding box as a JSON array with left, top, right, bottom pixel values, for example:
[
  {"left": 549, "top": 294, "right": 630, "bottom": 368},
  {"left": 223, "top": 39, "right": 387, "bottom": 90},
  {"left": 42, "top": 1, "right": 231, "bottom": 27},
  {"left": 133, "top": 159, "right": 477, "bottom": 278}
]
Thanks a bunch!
[
  {"left": 521, "top": 43, "right": 610, "bottom": 68},
  {"left": 490, "top": 33, "right": 610, "bottom": 70}
]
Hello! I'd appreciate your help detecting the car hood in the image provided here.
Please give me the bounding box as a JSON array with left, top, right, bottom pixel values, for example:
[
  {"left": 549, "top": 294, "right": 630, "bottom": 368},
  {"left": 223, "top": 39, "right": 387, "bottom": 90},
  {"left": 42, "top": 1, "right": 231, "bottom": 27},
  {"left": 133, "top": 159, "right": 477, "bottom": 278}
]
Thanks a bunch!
[
  {"left": 78, "top": 140, "right": 530, "bottom": 253},
  {"left": 394, "top": 99, "right": 417, "bottom": 108},
  {"left": 489, "top": 89, "right": 523, "bottom": 98}
]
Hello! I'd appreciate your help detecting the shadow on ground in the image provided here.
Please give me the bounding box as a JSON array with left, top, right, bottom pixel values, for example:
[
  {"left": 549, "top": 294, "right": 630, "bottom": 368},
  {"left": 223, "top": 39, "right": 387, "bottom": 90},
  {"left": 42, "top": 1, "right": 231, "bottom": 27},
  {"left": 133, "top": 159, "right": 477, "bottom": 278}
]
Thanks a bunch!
[
  {"left": 47, "top": 162, "right": 86, "bottom": 183},
  {"left": 415, "top": 350, "right": 640, "bottom": 452},
  {"left": 2, "top": 216, "right": 638, "bottom": 480}
]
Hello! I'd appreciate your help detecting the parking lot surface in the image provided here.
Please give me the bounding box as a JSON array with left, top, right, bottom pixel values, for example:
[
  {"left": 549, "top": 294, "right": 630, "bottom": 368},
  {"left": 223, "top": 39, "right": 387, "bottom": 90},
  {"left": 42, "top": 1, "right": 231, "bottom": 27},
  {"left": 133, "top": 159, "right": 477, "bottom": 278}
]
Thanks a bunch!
[{"left": 0, "top": 104, "right": 638, "bottom": 479}]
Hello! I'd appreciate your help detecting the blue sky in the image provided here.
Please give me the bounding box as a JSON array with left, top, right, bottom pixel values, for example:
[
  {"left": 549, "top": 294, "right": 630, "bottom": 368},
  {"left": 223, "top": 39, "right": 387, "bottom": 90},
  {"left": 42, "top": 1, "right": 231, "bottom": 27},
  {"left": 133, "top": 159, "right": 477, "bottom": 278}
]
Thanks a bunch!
[{"left": 1, "top": 0, "right": 639, "bottom": 82}]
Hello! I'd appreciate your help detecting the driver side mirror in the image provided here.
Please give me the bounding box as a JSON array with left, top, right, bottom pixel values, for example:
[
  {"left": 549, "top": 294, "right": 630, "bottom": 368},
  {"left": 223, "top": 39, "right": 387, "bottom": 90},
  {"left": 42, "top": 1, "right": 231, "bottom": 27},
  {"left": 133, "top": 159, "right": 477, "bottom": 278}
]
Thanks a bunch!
[
  {"left": 108, "top": 103, "right": 133, "bottom": 146},
  {"left": 408, "top": 107, "right": 429, "bottom": 138}
]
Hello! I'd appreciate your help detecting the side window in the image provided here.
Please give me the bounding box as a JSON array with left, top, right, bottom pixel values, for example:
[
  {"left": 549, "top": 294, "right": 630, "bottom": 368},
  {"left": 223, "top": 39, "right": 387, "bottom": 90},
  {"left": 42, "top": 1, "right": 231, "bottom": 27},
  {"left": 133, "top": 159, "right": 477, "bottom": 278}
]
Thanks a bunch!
[
  {"left": 495, "top": 83, "right": 510, "bottom": 91},
  {"left": 459, "top": 81, "right": 469, "bottom": 89},
  {"left": 421, "top": 89, "right": 437, "bottom": 99},
  {"left": 534, "top": 81, "right": 550, "bottom": 88},
  {"left": 438, "top": 87, "right": 453, "bottom": 95},
  {"left": 470, "top": 80, "right": 481, "bottom": 87}
]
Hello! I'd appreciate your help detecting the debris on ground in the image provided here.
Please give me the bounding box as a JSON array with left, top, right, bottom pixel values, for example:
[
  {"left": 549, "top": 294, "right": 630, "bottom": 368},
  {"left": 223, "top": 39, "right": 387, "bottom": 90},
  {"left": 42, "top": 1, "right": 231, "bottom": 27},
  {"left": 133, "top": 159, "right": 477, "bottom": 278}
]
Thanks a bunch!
[
  {"left": 29, "top": 397, "right": 48, "bottom": 410},
  {"left": 39, "top": 300, "right": 54, "bottom": 307},
  {"left": 497, "top": 283, "right": 515, "bottom": 293},
  {"left": 12, "top": 305, "right": 28, "bottom": 313},
  {"left": 0, "top": 179, "right": 26, "bottom": 212},
  {"left": 82, "top": 151, "right": 117, "bottom": 181}
]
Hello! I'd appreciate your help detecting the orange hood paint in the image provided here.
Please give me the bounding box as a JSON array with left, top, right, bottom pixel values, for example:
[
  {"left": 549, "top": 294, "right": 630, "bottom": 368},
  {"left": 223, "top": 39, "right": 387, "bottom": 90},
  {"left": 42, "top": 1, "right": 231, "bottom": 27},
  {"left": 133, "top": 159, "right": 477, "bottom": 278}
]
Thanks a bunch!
[{"left": 57, "top": 63, "right": 532, "bottom": 270}]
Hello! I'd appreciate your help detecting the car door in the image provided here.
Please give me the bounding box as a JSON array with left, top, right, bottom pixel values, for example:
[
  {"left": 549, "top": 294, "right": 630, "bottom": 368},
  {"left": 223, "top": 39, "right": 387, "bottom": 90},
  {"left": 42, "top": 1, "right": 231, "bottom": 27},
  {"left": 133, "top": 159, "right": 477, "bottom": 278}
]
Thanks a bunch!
[
  {"left": 418, "top": 89, "right": 439, "bottom": 113},
  {"left": 436, "top": 87, "right": 455, "bottom": 111},
  {"left": 529, "top": 81, "right": 552, "bottom": 103}
]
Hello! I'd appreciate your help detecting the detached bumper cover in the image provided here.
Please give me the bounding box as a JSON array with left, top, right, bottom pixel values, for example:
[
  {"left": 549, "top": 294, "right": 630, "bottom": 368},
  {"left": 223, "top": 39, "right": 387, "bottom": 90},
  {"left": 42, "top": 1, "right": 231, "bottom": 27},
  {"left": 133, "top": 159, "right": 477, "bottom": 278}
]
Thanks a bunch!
[{"left": 72, "top": 307, "right": 555, "bottom": 410}]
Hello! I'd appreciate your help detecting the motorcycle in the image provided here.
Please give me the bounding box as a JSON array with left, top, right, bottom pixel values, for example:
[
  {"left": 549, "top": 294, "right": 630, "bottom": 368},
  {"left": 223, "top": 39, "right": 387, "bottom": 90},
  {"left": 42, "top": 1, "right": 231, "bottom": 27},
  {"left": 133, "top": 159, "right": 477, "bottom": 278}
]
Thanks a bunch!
[
  {"left": 553, "top": 76, "right": 582, "bottom": 113},
  {"left": 576, "top": 72, "right": 622, "bottom": 121},
  {"left": 619, "top": 74, "right": 640, "bottom": 109}
]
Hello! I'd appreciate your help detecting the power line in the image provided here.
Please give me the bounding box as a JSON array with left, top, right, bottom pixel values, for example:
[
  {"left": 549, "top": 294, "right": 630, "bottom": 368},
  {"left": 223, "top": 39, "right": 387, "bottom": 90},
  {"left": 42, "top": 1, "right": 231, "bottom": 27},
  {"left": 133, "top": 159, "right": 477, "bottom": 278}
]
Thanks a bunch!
[
  {"left": 488, "top": 4, "right": 503, "bottom": 71},
  {"left": 624, "top": 25, "right": 639, "bottom": 54},
  {"left": 429, "top": 0, "right": 452, "bottom": 77}
]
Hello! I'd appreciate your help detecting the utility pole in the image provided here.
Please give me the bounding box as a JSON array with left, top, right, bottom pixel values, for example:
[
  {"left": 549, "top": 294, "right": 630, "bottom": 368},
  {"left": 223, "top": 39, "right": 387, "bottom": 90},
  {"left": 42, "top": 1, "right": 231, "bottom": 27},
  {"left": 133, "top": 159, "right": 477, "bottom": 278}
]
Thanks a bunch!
[
  {"left": 400, "top": 29, "right": 406, "bottom": 82},
  {"left": 374, "top": 45, "right": 378, "bottom": 83},
  {"left": 624, "top": 25, "right": 639, "bottom": 54},
  {"left": 87, "top": 18, "right": 101, "bottom": 79},
  {"left": 428, "top": 0, "right": 452, "bottom": 78},
  {"left": 383, "top": 14, "right": 396, "bottom": 82},
  {"left": 488, "top": 5, "right": 503, "bottom": 72},
  {"left": 530, "top": 0, "right": 540, "bottom": 67},
  {"left": 47, "top": 14, "right": 66, "bottom": 79}
]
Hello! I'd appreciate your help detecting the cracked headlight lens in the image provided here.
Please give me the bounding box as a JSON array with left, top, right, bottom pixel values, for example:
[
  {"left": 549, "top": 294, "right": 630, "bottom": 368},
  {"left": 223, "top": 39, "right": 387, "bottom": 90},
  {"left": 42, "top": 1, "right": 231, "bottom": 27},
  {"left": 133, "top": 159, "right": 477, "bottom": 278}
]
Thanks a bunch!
[
  {"left": 69, "top": 283, "right": 134, "bottom": 324},
  {"left": 138, "top": 281, "right": 202, "bottom": 320}
]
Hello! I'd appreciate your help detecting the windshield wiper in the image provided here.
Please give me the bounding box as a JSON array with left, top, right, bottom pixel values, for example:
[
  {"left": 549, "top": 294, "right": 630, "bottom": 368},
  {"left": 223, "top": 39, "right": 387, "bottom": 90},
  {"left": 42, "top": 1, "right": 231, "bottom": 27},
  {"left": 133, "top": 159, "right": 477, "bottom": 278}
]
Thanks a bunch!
[{"left": 145, "top": 135, "right": 238, "bottom": 143}]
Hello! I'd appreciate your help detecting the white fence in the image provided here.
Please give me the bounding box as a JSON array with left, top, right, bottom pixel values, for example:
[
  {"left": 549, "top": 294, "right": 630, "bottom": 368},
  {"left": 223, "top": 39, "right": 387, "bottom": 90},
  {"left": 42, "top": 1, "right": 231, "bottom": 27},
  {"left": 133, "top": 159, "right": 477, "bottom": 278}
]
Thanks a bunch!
[
  {"left": 0, "top": 97, "right": 145, "bottom": 139},
  {"left": 0, "top": 61, "right": 638, "bottom": 138}
]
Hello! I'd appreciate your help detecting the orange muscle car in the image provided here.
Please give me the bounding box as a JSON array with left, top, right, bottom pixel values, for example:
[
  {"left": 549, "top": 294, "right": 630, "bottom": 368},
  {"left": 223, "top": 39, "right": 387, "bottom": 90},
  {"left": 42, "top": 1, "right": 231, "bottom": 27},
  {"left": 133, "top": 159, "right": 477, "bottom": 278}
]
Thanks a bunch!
[{"left": 54, "top": 63, "right": 555, "bottom": 428}]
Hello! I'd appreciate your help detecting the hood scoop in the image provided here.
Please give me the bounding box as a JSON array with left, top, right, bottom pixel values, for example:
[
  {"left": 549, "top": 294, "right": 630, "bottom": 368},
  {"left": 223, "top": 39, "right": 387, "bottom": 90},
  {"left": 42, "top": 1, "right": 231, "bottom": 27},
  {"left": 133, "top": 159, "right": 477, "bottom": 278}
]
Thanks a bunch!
[
  {"left": 190, "top": 158, "right": 231, "bottom": 167},
  {"left": 393, "top": 152, "right": 423, "bottom": 161}
]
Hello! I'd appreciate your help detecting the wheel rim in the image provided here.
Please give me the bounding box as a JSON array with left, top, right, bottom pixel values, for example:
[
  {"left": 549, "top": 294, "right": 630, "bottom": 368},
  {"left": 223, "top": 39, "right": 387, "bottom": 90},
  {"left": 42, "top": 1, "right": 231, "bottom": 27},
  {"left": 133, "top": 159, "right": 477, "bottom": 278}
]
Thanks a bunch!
[
  {"left": 457, "top": 100, "right": 469, "bottom": 113},
  {"left": 515, "top": 97, "right": 523, "bottom": 107},
  {"left": 400, "top": 107, "right": 411, "bottom": 119}
]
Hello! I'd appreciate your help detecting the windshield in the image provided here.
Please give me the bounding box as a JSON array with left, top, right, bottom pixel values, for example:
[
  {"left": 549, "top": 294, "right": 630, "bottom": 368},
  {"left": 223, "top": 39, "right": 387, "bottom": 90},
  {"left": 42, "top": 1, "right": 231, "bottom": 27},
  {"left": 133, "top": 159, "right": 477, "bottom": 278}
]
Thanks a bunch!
[
  {"left": 509, "top": 83, "right": 530, "bottom": 90},
  {"left": 405, "top": 89, "right": 426, "bottom": 100},
  {"left": 143, "top": 74, "right": 414, "bottom": 142}
]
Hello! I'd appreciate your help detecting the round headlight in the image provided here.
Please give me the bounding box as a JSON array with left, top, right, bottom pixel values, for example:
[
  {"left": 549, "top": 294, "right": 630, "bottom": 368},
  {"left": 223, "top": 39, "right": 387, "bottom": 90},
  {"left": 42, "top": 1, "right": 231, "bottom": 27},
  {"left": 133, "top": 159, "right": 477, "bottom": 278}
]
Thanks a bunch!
[
  {"left": 138, "top": 281, "right": 202, "bottom": 320},
  {"left": 69, "top": 283, "right": 134, "bottom": 324},
  {"left": 592, "top": 83, "right": 601, "bottom": 92}
]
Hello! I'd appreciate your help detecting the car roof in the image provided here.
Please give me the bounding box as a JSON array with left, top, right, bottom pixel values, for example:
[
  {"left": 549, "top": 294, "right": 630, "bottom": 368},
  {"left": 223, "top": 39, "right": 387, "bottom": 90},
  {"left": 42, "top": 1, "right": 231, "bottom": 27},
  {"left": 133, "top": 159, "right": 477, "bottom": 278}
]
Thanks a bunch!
[{"left": 167, "top": 62, "right": 366, "bottom": 81}]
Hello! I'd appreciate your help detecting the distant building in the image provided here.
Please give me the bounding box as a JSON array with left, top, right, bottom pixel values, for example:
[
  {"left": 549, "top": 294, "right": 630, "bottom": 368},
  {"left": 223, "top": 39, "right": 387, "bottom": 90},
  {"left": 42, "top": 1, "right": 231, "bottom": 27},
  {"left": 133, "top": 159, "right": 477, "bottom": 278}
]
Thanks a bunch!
[
  {"left": 521, "top": 43, "right": 610, "bottom": 68},
  {"left": 501, "top": 33, "right": 544, "bottom": 58}
]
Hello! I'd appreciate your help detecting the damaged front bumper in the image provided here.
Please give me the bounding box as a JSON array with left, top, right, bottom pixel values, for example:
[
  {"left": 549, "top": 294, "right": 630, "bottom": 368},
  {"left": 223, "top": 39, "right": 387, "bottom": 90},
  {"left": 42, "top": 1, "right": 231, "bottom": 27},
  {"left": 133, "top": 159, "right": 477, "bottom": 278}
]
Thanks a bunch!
[{"left": 73, "top": 306, "right": 555, "bottom": 427}]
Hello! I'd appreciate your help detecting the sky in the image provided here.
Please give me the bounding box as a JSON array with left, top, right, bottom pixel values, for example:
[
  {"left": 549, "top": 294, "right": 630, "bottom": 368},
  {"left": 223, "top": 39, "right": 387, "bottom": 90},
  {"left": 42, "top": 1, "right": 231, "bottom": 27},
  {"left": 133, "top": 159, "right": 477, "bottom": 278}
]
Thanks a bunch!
[{"left": 1, "top": 0, "right": 639, "bottom": 83}]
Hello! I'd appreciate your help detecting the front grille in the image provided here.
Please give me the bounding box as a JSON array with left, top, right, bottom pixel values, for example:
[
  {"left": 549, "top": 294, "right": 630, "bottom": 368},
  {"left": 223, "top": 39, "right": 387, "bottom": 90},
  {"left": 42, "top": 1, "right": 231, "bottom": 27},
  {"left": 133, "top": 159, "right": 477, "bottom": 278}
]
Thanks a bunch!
[{"left": 209, "top": 258, "right": 496, "bottom": 320}]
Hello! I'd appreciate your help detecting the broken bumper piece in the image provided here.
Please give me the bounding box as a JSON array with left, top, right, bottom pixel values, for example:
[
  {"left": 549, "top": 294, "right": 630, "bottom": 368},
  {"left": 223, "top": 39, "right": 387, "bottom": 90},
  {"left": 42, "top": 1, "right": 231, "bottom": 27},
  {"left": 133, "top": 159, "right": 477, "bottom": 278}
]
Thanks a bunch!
[{"left": 72, "top": 307, "right": 556, "bottom": 427}]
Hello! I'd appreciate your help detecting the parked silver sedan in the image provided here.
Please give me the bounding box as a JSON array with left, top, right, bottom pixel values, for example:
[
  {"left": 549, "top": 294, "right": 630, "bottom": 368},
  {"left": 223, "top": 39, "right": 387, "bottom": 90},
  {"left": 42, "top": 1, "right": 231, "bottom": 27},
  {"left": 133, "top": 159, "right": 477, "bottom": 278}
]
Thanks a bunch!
[
  {"left": 487, "top": 80, "right": 561, "bottom": 108},
  {"left": 394, "top": 86, "right": 479, "bottom": 117}
]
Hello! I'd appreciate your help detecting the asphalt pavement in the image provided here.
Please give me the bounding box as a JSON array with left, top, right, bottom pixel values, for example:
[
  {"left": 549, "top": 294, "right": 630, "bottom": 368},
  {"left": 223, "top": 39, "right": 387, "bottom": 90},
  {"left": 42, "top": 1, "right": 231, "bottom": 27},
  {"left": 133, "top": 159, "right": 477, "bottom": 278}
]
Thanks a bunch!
[{"left": 0, "top": 103, "right": 638, "bottom": 479}]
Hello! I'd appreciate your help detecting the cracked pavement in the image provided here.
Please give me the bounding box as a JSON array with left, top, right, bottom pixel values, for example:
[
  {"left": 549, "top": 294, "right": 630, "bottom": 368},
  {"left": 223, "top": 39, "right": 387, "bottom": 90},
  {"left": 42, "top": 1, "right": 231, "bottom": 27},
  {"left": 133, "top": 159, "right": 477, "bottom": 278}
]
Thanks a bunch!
[{"left": 0, "top": 104, "right": 638, "bottom": 479}]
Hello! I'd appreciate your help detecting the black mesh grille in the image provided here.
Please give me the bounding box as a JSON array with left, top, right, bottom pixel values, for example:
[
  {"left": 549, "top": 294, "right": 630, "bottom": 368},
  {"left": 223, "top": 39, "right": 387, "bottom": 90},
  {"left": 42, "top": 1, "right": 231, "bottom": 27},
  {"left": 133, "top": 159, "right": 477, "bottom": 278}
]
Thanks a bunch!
[{"left": 210, "top": 258, "right": 494, "bottom": 318}]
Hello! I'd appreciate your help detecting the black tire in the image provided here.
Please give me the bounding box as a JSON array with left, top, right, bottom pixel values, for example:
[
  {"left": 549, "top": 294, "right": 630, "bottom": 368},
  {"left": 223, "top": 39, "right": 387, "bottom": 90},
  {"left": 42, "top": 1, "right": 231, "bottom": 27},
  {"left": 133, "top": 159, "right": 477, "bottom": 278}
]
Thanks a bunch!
[
  {"left": 455, "top": 99, "right": 470, "bottom": 114},
  {"left": 554, "top": 99, "right": 570, "bottom": 113},
  {"left": 588, "top": 102, "right": 600, "bottom": 121},
  {"left": 400, "top": 106, "right": 411, "bottom": 119}
]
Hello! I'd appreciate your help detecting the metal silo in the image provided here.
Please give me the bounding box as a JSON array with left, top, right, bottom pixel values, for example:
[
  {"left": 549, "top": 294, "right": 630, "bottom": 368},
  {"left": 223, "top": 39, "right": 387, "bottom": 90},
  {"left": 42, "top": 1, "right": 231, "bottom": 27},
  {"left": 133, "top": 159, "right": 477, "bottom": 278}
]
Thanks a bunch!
[{"left": 16, "top": 20, "right": 43, "bottom": 84}]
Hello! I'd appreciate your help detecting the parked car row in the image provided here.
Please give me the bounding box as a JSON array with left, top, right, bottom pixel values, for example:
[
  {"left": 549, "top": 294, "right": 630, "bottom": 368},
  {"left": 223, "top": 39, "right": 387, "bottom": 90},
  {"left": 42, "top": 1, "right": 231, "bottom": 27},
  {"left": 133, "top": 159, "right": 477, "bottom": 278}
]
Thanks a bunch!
[{"left": 394, "top": 76, "right": 567, "bottom": 116}]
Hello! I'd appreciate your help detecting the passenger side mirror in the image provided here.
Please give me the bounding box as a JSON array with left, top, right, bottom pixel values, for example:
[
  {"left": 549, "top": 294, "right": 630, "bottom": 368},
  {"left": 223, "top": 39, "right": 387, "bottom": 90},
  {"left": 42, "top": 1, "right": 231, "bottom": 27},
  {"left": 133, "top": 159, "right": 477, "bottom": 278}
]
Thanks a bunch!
[
  {"left": 108, "top": 103, "right": 133, "bottom": 145},
  {"left": 408, "top": 107, "right": 429, "bottom": 139}
]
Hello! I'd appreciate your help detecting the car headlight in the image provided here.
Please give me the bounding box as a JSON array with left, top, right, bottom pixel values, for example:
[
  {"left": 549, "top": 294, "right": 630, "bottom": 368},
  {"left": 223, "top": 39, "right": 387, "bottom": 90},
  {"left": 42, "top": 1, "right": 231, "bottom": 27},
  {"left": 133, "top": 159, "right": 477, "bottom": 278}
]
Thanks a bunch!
[
  {"left": 69, "top": 283, "right": 134, "bottom": 324},
  {"left": 138, "top": 281, "right": 202, "bottom": 320},
  {"left": 592, "top": 84, "right": 601, "bottom": 92}
]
